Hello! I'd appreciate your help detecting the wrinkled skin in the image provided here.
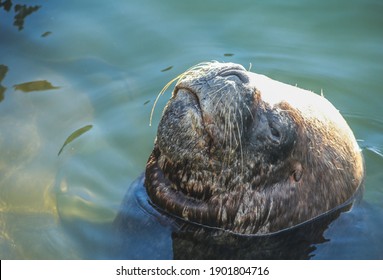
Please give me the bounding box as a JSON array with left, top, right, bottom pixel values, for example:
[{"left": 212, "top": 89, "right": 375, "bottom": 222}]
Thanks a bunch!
[{"left": 145, "top": 62, "right": 364, "bottom": 235}]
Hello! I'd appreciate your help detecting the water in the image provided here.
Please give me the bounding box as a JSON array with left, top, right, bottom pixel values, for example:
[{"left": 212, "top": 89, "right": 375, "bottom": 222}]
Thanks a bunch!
[{"left": 0, "top": 0, "right": 382, "bottom": 259}]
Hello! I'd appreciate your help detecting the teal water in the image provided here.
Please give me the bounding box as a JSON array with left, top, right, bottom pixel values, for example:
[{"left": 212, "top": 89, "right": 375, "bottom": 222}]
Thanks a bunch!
[{"left": 0, "top": 0, "right": 382, "bottom": 259}]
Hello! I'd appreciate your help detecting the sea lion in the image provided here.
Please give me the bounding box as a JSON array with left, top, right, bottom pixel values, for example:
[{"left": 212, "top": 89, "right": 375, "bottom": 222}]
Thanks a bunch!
[{"left": 144, "top": 61, "right": 364, "bottom": 235}]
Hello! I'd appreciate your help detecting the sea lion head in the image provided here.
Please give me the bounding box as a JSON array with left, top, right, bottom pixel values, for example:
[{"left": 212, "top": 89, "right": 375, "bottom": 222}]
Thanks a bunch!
[{"left": 145, "top": 61, "right": 364, "bottom": 235}]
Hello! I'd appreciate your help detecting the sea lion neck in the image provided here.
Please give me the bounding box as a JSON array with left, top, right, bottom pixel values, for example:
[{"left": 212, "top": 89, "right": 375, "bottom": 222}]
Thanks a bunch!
[{"left": 144, "top": 145, "right": 274, "bottom": 234}]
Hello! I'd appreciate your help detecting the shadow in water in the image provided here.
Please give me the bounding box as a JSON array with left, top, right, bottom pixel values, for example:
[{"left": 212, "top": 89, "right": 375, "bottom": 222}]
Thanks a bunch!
[
  {"left": 170, "top": 204, "right": 350, "bottom": 259},
  {"left": 1, "top": 0, "right": 41, "bottom": 30},
  {"left": 113, "top": 174, "right": 361, "bottom": 260}
]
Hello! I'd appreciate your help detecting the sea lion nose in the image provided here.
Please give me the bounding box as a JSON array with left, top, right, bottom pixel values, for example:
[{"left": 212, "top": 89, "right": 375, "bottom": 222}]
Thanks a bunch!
[
  {"left": 173, "top": 62, "right": 256, "bottom": 136},
  {"left": 195, "top": 63, "right": 254, "bottom": 116},
  {"left": 187, "top": 64, "right": 256, "bottom": 148},
  {"left": 218, "top": 67, "right": 250, "bottom": 84}
]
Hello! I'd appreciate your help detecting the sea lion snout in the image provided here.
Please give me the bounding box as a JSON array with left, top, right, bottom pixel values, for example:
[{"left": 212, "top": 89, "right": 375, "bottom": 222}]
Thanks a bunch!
[
  {"left": 174, "top": 62, "right": 253, "bottom": 113},
  {"left": 168, "top": 63, "right": 260, "bottom": 154}
]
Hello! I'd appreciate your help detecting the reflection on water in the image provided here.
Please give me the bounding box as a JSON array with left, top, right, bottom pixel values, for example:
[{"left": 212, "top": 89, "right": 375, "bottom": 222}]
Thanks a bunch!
[
  {"left": 0, "top": 0, "right": 41, "bottom": 30},
  {"left": 13, "top": 4, "right": 41, "bottom": 30}
]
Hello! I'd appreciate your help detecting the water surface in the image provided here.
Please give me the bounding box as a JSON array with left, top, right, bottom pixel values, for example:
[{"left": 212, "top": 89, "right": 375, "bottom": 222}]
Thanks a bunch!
[{"left": 0, "top": 0, "right": 382, "bottom": 259}]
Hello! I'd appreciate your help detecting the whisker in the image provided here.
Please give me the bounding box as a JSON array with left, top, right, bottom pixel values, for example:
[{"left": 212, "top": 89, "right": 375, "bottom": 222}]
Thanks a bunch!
[
  {"left": 236, "top": 103, "right": 244, "bottom": 174},
  {"left": 210, "top": 84, "right": 230, "bottom": 112},
  {"left": 248, "top": 62, "right": 252, "bottom": 72},
  {"left": 244, "top": 103, "right": 254, "bottom": 121}
]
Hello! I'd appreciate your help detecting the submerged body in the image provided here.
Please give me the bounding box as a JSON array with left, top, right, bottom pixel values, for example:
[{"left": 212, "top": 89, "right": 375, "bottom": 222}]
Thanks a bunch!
[{"left": 143, "top": 62, "right": 364, "bottom": 235}]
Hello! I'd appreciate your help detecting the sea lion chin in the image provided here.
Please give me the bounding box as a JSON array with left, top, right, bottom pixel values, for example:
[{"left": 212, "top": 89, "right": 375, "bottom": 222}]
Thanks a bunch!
[{"left": 144, "top": 61, "right": 364, "bottom": 235}]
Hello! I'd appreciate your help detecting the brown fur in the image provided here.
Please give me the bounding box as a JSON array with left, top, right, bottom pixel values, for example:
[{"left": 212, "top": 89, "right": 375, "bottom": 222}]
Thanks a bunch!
[{"left": 145, "top": 62, "right": 364, "bottom": 234}]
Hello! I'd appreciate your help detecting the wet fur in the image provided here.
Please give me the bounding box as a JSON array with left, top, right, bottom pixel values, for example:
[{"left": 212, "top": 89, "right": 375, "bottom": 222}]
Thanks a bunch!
[{"left": 145, "top": 62, "right": 364, "bottom": 234}]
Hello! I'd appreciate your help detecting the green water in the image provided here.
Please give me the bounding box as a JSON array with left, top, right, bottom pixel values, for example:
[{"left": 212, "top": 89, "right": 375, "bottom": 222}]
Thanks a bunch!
[{"left": 0, "top": 0, "right": 382, "bottom": 259}]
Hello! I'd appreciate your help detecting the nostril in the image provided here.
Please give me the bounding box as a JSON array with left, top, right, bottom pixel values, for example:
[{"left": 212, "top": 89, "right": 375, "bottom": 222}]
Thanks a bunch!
[
  {"left": 270, "top": 125, "right": 280, "bottom": 139},
  {"left": 219, "top": 69, "right": 249, "bottom": 83},
  {"left": 269, "top": 121, "right": 282, "bottom": 143}
]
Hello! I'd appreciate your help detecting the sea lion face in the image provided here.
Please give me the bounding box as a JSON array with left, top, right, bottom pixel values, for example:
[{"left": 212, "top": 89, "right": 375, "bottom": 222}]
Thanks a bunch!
[{"left": 145, "top": 62, "right": 364, "bottom": 235}]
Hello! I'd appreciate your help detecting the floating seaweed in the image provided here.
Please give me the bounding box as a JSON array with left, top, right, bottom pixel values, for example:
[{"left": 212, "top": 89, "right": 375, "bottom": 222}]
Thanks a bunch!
[
  {"left": 161, "top": 66, "right": 173, "bottom": 72},
  {"left": 58, "top": 125, "right": 93, "bottom": 156},
  {"left": 41, "top": 31, "right": 52, "bottom": 37},
  {"left": 13, "top": 80, "right": 60, "bottom": 92}
]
